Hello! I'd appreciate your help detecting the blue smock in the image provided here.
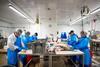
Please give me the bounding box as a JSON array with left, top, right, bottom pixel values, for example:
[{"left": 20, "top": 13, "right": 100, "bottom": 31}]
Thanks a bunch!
[
  {"left": 67, "top": 34, "right": 78, "bottom": 46},
  {"left": 20, "top": 35, "right": 31, "bottom": 66},
  {"left": 7, "top": 37, "right": 22, "bottom": 65},
  {"left": 74, "top": 36, "right": 91, "bottom": 65},
  {"left": 21, "top": 35, "right": 31, "bottom": 50},
  {"left": 29, "top": 35, "right": 37, "bottom": 42},
  {"left": 61, "top": 32, "right": 67, "bottom": 39}
]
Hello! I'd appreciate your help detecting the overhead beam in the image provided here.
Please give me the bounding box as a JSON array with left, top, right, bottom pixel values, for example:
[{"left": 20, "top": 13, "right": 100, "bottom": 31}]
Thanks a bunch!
[{"left": 0, "top": 17, "right": 13, "bottom": 24}]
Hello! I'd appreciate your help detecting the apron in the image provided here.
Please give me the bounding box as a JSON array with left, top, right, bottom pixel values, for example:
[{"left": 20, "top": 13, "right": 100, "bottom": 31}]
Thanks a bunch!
[{"left": 7, "top": 37, "right": 21, "bottom": 65}]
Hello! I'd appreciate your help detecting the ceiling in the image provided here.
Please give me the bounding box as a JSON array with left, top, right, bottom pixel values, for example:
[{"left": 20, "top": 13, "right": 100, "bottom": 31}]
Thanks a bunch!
[{"left": 0, "top": 0, "right": 100, "bottom": 25}]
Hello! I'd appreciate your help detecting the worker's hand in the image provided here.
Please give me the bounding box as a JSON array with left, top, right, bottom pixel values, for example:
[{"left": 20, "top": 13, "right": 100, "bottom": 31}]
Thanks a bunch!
[
  {"left": 9, "top": 46, "right": 18, "bottom": 51},
  {"left": 21, "top": 49, "right": 26, "bottom": 51},
  {"left": 21, "top": 49, "right": 26, "bottom": 53}
]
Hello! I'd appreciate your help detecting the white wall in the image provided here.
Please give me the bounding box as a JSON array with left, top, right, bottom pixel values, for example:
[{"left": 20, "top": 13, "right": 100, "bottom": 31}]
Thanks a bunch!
[
  {"left": 83, "top": 19, "right": 100, "bottom": 37},
  {"left": 95, "top": 21, "right": 100, "bottom": 31},
  {"left": 84, "top": 20, "right": 100, "bottom": 32},
  {"left": 12, "top": 22, "right": 82, "bottom": 37},
  {"left": 4, "top": 19, "right": 99, "bottom": 38},
  {"left": 0, "top": 21, "right": 12, "bottom": 38},
  {"left": 1, "top": 19, "right": 99, "bottom": 38}
]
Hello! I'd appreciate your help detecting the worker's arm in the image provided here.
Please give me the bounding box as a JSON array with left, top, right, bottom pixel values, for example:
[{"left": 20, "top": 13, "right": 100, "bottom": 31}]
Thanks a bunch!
[
  {"left": 74, "top": 38, "right": 89, "bottom": 49},
  {"left": 21, "top": 40, "right": 25, "bottom": 48},
  {"left": 22, "top": 42, "right": 28, "bottom": 50},
  {"left": 68, "top": 35, "right": 78, "bottom": 46}
]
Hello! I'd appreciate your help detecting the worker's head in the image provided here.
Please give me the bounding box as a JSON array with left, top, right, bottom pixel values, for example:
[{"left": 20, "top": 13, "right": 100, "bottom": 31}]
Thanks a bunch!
[
  {"left": 57, "top": 31, "right": 59, "bottom": 35},
  {"left": 15, "top": 29, "right": 22, "bottom": 37},
  {"left": 25, "top": 31, "right": 30, "bottom": 37},
  {"left": 24, "top": 30, "right": 26, "bottom": 33},
  {"left": 34, "top": 32, "right": 38, "bottom": 36},
  {"left": 80, "top": 31, "right": 87, "bottom": 37},
  {"left": 69, "top": 30, "right": 74, "bottom": 35}
]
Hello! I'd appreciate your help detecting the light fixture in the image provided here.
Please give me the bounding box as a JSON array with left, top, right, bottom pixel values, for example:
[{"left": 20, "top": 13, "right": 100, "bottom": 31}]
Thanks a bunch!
[
  {"left": 90, "top": 7, "right": 100, "bottom": 15},
  {"left": 27, "top": 19, "right": 33, "bottom": 23},
  {"left": 9, "top": 5, "right": 26, "bottom": 18},
  {"left": 70, "top": 7, "right": 100, "bottom": 25},
  {"left": 9, "top": 4, "right": 34, "bottom": 23},
  {"left": 70, "top": 16, "right": 88, "bottom": 25}
]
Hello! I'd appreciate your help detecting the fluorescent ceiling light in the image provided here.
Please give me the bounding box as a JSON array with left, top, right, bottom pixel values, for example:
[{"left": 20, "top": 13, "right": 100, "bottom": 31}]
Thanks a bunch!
[
  {"left": 70, "top": 7, "right": 100, "bottom": 25},
  {"left": 9, "top": 4, "right": 34, "bottom": 23},
  {"left": 70, "top": 16, "right": 88, "bottom": 25},
  {"left": 27, "top": 19, "right": 33, "bottom": 23},
  {"left": 90, "top": 8, "right": 100, "bottom": 15},
  {"left": 9, "top": 5, "right": 26, "bottom": 18}
]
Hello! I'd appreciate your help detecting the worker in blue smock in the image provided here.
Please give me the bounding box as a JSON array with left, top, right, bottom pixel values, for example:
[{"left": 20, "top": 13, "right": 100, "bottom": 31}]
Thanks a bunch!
[
  {"left": 7, "top": 29, "right": 22, "bottom": 67},
  {"left": 20, "top": 30, "right": 26, "bottom": 39},
  {"left": 73, "top": 31, "right": 91, "bottom": 67},
  {"left": 67, "top": 30, "right": 79, "bottom": 63},
  {"left": 67, "top": 30, "right": 78, "bottom": 46},
  {"left": 61, "top": 32, "right": 67, "bottom": 41},
  {"left": 20, "top": 31, "right": 31, "bottom": 66},
  {"left": 30, "top": 32, "right": 38, "bottom": 42},
  {"left": 21, "top": 31, "right": 31, "bottom": 50}
]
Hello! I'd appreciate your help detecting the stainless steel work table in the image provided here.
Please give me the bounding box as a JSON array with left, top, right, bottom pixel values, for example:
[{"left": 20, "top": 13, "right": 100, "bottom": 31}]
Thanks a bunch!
[{"left": 18, "top": 49, "right": 84, "bottom": 67}]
